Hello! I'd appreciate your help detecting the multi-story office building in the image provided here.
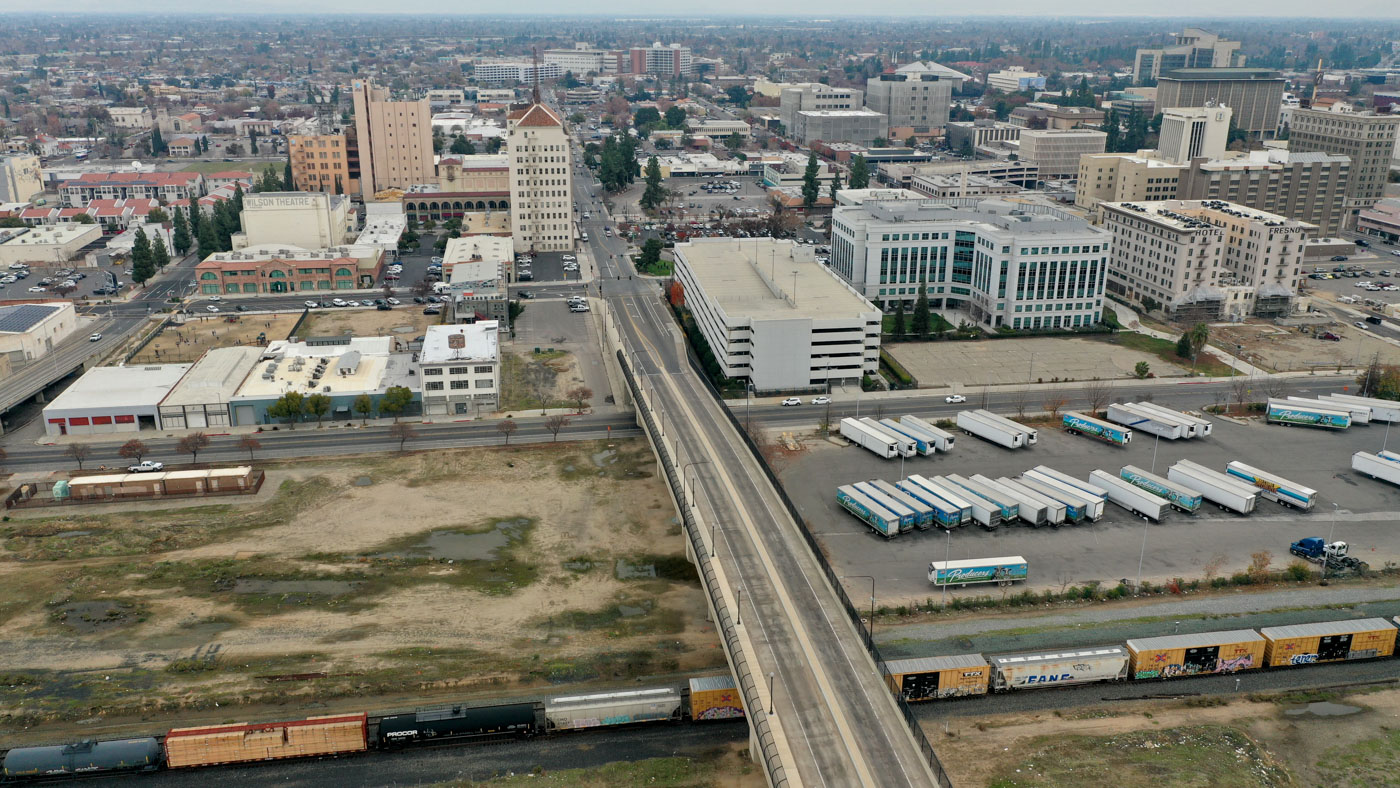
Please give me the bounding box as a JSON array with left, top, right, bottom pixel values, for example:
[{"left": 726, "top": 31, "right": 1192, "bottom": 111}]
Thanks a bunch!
[
  {"left": 1157, "top": 104, "right": 1231, "bottom": 164},
  {"left": 779, "top": 84, "right": 864, "bottom": 133},
  {"left": 419, "top": 323, "right": 500, "bottom": 417},
  {"left": 791, "top": 110, "right": 888, "bottom": 147},
  {"left": 986, "top": 67, "right": 1046, "bottom": 93},
  {"left": 864, "top": 71, "right": 953, "bottom": 137},
  {"left": 830, "top": 197, "right": 1111, "bottom": 331},
  {"left": 473, "top": 62, "right": 563, "bottom": 85},
  {"left": 287, "top": 132, "right": 361, "bottom": 195},
  {"left": 1134, "top": 28, "right": 1244, "bottom": 84},
  {"left": 508, "top": 100, "right": 574, "bottom": 252},
  {"left": 1358, "top": 198, "right": 1400, "bottom": 243},
  {"left": 351, "top": 80, "right": 434, "bottom": 198},
  {"left": 1287, "top": 106, "right": 1400, "bottom": 221},
  {"left": 543, "top": 45, "right": 614, "bottom": 75},
  {"left": 890, "top": 61, "right": 970, "bottom": 92},
  {"left": 1101, "top": 199, "right": 1311, "bottom": 319},
  {"left": 945, "top": 120, "right": 1021, "bottom": 152},
  {"left": 1155, "top": 68, "right": 1285, "bottom": 136},
  {"left": 628, "top": 43, "right": 693, "bottom": 77},
  {"left": 672, "top": 238, "right": 880, "bottom": 391},
  {"left": 1076, "top": 152, "right": 1186, "bottom": 213},
  {"left": 1008, "top": 105, "right": 1105, "bottom": 130},
  {"left": 1016, "top": 129, "right": 1107, "bottom": 177},
  {"left": 0, "top": 154, "right": 41, "bottom": 203}
]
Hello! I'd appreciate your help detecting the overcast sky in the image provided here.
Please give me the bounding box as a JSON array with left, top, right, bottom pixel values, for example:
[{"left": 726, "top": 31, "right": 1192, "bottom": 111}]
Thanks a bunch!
[{"left": 3, "top": 3, "right": 1399, "bottom": 17}]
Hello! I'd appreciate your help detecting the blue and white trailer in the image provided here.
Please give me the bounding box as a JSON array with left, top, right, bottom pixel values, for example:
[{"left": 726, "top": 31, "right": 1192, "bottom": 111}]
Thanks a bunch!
[
  {"left": 852, "top": 481, "right": 917, "bottom": 532},
  {"left": 895, "top": 479, "right": 962, "bottom": 530},
  {"left": 899, "top": 416, "right": 956, "bottom": 452},
  {"left": 836, "top": 485, "right": 901, "bottom": 538},
  {"left": 904, "top": 474, "right": 972, "bottom": 527},
  {"left": 1352, "top": 450, "right": 1400, "bottom": 487},
  {"left": 878, "top": 418, "right": 938, "bottom": 456},
  {"left": 1028, "top": 466, "right": 1109, "bottom": 504},
  {"left": 1062, "top": 411, "right": 1132, "bottom": 446},
  {"left": 925, "top": 475, "right": 1002, "bottom": 530},
  {"left": 1106, "top": 403, "right": 1188, "bottom": 440},
  {"left": 1119, "top": 465, "right": 1202, "bottom": 513},
  {"left": 1127, "top": 401, "right": 1212, "bottom": 438},
  {"left": 1321, "top": 393, "right": 1400, "bottom": 423},
  {"left": 1266, "top": 398, "right": 1351, "bottom": 430},
  {"left": 1021, "top": 469, "right": 1106, "bottom": 521},
  {"left": 928, "top": 556, "right": 1028, "bottom": 587},
  {"left": 1287, "top": 396, "right": 1370, "bottom": 425},
  {"left": 859, "top": 417, "right": 918, "bottom": 458},
  {"left": 945, "top": 473, "right": 1021, "bottom": 523},
  {"left": 867, "top": 479, "right": 936, "bottom": 530},
  {"left": 1089, "top": 470, "right": 1167, "bottom": 522},
  {"left": 1225, "top": 461, "right": 1317, "bottom": 511},
  {"left": 971, "top": 474, "right": 1049, "bottom": 527},
  {"left": 995, "top": 476, "right": 1067, "bottom": 526}
]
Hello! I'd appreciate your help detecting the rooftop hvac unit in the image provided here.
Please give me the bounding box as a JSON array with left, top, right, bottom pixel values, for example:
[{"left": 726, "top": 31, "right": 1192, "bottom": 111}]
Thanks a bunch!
[{"left": 323, "top": 386, "right": 331, "bottom": 392}]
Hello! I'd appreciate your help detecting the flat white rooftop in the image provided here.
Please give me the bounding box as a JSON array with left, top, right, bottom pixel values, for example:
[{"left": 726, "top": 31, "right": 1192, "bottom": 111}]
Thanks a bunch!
[
  {"left": 676, "top": 239, "right": 876, "bottom": 321},
  {"left": 161, "top": 346, "right": 261, "bottom": 407},
  {"left": 46, "top": 364, "right": 191, "bottom": 412},
  {"left": 420, "top": 322, "right": 499, "bottom": 365}
]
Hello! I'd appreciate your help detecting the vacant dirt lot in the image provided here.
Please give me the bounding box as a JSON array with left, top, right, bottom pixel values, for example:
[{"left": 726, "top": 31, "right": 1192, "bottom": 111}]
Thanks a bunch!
[
  {"left": 0, "top": 439, "right": 719, "bottom": 733},
  {"left": 1212, "top": 320, "right": 1400, "bottom": 373},
  {"left": 933, "top": 687, "right": 1400, "bottom": 787},
  {"left": 302, "top": 307, "right": 442, "bottom": 339},
  {"left": 890, "top": 336, "right": 1174, "bottom": 389},
  {"left": 130, "top": 312, "right": 302, "bottom": 363}
]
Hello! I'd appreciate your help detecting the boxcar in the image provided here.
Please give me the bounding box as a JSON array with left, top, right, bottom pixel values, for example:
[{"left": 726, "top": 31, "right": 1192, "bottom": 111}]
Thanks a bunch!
[
  {"left": 376, "top": 702, "right": 541, "bottom": 747},
  {"left": 1260, "top": 618, "right": 1398, "bottom": 667},
  {"left": 884, "top": 654, "right": 989, "bottom": 701},
  {"left": 687, "top": 676, "right": 745, "bottom": 721},
  {"left": 545, "top": 688, "right": 682, "bottom": 731},
  {"left": 1125, "top": 630, "right": 1265, "bottom": 679},
  {"left": 164, "top": 713, "right": 368, "bottom": 768},
  {"left": 2, "top": 738, "right": 162, "bottom": 779}
]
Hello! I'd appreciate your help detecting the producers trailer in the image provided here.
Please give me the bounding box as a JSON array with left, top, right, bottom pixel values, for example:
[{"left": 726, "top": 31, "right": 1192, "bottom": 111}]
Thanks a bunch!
[
  {"left": 1286, "top": 396, "right": 1370, "bottom": 425},
  {"left": 866, "top": 479, "right": 936, "bottom": 530},
  {"left": 1351, "top": 450, "right": 1400, "bottom": 487},
  {"left": 840, "top": 418, "right": 900, "bottom": 459},
  {"left": 972, "top": 474, "right": 1049, "bottom": 526},
  {"left": 1062, "top": 411, "right": 1132, "bottom": 446},
  {"left": 895, "top": 479, "right": 963, "bottom": 529},
  {"left": 1106, "top": 403, "right": 1187, "bottom": 440},
  {"left": 1014, "top": 475, "right": 1091, "bottom": 523},
  {"left": 1266, "top": 399, "right": 1351, "bottom": 430},
  {"left": 904, "top": 475, "right": 973, "bottom": 526},
  {"left": 1225, "top": 461, "right": 1318, "bottom": 511},
  {"left": 1167, "top": 460, "right": 1258, "bottom": 514},
  {"left": 995, "top": 476, "right": 1068, "bottom": 526},
  {"left": 859, "top": 418, "right": 917, "bottom": 457},
  {"left": 899, "top": 416, "right": 956, "bottom": 452},
  {"left": 971, "top": 410, "right": 1039, "bottom": 445},
  {"left": 1089, "top": 469, "right": 1167, "bottom": 521},
  {"left": 928, "top": 556, "right": 1028, "bottom": 587},
  {"left": 878, "top": 418, "right": 938, "bottom": 456},
  {"left": 1129, "top": 401, "right": 1212, "bottom": 437},
  {"left": 955, "top": 411, "right": 1026, "bottom": 449},
  {"left": 836, "top": 485, "right": 902, "bottom": 537},
  {"left": 1119, "top": 465, "right": 1202, "bottom": 513},
  {"left": 923, "top": 475, "right": 1002, "bottom": 529},
  {"left": 1320, "top": 393, "right": 1400, "bottom": 423},
  {"left": 944, "top": 474, "right": 1021, "bottom": 524},
  {"left": 852, "top": 482, "right": 918, "bottom": 532}
]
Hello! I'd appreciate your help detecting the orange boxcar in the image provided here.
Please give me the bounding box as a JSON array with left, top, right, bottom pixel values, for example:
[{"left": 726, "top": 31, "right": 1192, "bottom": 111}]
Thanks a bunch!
[{"left": 164, "top": 713, "right": 367, "bottom": 768}]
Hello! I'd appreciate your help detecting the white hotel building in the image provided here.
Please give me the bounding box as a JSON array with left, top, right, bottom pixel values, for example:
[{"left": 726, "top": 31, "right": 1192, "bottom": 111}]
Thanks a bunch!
[{"left": 830, "top": 198, "right": 1112, "bottom": 331}]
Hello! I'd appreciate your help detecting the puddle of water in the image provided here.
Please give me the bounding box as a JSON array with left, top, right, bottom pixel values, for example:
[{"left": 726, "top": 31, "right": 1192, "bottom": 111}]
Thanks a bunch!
[
  {"left": 52, "top": 601, "right": 140, "bottom": 633},
  {"left": 383, "top": 519, "right": 530, "bottom": 562},
  {"left": 1284, "top": 701, "right": 1362, "bottom": 718},
  {"left": 561, "top": 464, "right": 576, "bottom": 473},
  {"left": 231, "top": 579, "right": 363, "bottom": 595},
  {"left": 591, "top": 449, "right": 618, "bottom": 467},
  {"left": 352, "top": 476, "right": 374, "bottom": 487},
  {"left": 615, "top": 559, "right": 657, "bottom": 580},
  {"left": 563, "top": 560, "right": 594, "bottom": 572},
  {"left": 617, "top": 604, "right": 648, "bottom": 617},
  {"left": 55, "top": 530, "right": 93, "bottom": 538}
]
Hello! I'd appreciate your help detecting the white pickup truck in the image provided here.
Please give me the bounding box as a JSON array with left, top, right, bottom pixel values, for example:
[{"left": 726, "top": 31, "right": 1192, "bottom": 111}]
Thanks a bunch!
[{"left": 127, "top": 461, "right": 164, "bottom": 473}]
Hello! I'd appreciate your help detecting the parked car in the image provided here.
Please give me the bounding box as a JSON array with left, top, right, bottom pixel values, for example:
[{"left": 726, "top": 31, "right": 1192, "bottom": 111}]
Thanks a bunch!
[
  {"left": 1318, "top": 332, "right": 1342, "bottom": 341},
  {"left": 431, "top": 256, "right": 443, "bottom": 263},
  {"left": 1331, "top": 255, "right": 1349, "bottom": 262},
  {"left": 780, "top": 397, "right": 801, "bottom": 406},
  {"left": 305, "top": 300, "right": 318, "bottom": 308},
  {"left": 810, "top": 396, "right": 831, "bottom": 405},
  {"left": 946, "top": 394, "right": 967, "bottom": 404},
  {"left": 1356, "top": 239, "right": 1371, "bottom": 247},
  {"left": 27, "top": 286, "right": 46, "bottom": 292},
  {"left": 206, "top": 305, "right": 219, "bottom": 313},
  {"left": 207, "top": 295, "right": 221, "bottom": 301},
  {"left": 127, "top": 461, "right": 164, "bottom": 473},
  {"left": 422, "top": 306, "right": 441, "bottom": 315},
  {"left": 331, "top": 298, "right": 347, "bottom": 306}
]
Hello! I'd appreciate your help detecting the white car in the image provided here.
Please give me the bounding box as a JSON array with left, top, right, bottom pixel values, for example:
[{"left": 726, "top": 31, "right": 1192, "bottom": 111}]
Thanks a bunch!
[
  {"left": 331, "top": 298, "right": 347, "bottom": 306},
  {"left": 810, "top": 396, "right": 831, "bottom": 405},
  {"left": 387, "top": 297, "right": 400, "bottom": 305},
  {"left": 88, "top": 333, "right": 102, "bottom": 342},
  {"left": 1392, "top": 250, "right": 1400, "bottom": 257},
  {"left": 431, "top": 256, "right": 443, "bottom": 263},
  {"left": 207, "top": 295, "right": 221, "bottom": 302},
  {"left": 946, "top": 394, "right": 967, "bottom": 404},
  {"left": 206, "top": 305, "right": 220, "bottom": 313},
  {"left": 305, "top": 300, "right": 319, "bottom": 308},
  {"left": 780, "top": 397, "right": 801, "bottom": 406},
  {"left": 27, "top": 286, "right": 46, "bottom": 292}
]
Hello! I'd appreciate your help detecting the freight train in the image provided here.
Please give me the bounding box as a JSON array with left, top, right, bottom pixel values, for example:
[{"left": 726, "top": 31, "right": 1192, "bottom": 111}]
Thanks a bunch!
[{"left": 0, "top": 677, "right": 744, "bottom": 781}]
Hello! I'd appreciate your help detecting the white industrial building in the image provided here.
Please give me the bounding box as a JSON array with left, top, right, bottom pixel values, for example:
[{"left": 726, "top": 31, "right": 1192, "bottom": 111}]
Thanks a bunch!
[
  {"left": 157, "top": 346, "right": 262, "bottom": 430},
  {"left": 0, "top": 302, "right": 79, "bottom": 365},
  {"left": 419, "top": 322, "right": 500, "bottom": 416},
  {"left": 829, "top": 197, "right": 1111, "bottom": 331},
  {"left": 43, "top": 364, "right": 191, "bottom": 437},
  {"left": 0, "top": 224, "right": 102, "bottom": 265},
  {"left": 673, "top": 238, "right": 881, "bottom": 391}
]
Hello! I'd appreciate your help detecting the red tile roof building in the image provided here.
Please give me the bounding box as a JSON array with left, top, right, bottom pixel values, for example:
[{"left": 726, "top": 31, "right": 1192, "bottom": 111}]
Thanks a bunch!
[{"left": 60, "top": 171, "right": 204, "bottom": 208}]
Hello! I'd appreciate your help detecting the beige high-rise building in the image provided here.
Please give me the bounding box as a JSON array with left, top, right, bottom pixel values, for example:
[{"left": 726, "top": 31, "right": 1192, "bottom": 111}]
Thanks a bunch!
[
  {"left": 288, "top": 132, "right": 361, "bottom": 195},
  {"left": 508, "top": 101, "right": 574, "bottom": 252},
  {"left": 351, "top": 80, "right": 434, "bottom": 199},
  {"left": 1287, "top": 107, "right": 1400, "bottom": 221},
  {"left": 1157, "top": 104, "right": 1231, "bottom": 165},
  {"left": 1017, "top": 129, "right": 1106, "bottom": 177},
  {"left": 1155, "top": 69, "right": 1284, "bottom": 137}
]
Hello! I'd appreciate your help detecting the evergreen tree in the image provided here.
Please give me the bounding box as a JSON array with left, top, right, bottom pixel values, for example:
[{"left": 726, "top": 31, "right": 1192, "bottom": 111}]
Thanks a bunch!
[
  {"left": 334, "top": 176, "right": 343, "bottom": 195},
  {"left": 284, "top": 156, "right": 293, "bottom": 190},
  {"left": 800, "top": 152, "right": 820, "bottom": 209},
  {"left": 1103, "top": 108, "right": 1122, "bottom": 152},
  {"left": 892, "top": 300, "right": 907, "bottom": 339},
  {"left": 213, "top": 201, "right": 236, "bottom": 251},
  {"left": 196, "top": 210, "right": 219, "bottom": 255},
  {"left": 640, "top": 156, "right": 666, "bottom": 211},
  {"left": 911, "top": 278, "right": 931, "bottom": 339},
  {"left": 233, "top": 183, "right": 244, "bottom": 219},
  {"left": 151, "top": 235, "right": 170, "bottom": 269},
  {"left": 847, "top": 154, "right": 870, "bottom": 189},
  {"left": 449, "top": 135, "right": 474, "bottom": 155},
  {"left": 130, "top": 227, "right": 154, "bottom": 284},
  {"left": 828, "top": 169, "right": 841, "bottom": 202},
  {"left": 1176, "top": 333, "right": 1194, "bottom": 359},
  {"left": 249, "top": 132, "right": 259, "bottom": 155},
  {"left": 149, "top": 126, "right": 166, "bottom": 156},
  {"left": 171, "top": 206, "right": 191, "bottom": 255}
]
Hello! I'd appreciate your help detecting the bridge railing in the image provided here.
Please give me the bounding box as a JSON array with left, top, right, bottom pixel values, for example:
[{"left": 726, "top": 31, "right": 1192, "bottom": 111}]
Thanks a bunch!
[
  {"left": 680, "top": 348, "right": 956, "bottom": 788},
  {"left": 615, "top": 350, "right": 790, "bottom": 788}
]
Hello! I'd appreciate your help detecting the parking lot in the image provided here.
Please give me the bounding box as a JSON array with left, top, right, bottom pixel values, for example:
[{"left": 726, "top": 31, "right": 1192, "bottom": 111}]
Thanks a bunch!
[
  {"left": 776, "top": 413, "right": 1400, "bottom": 604},
  {"left": 0, "top": 261, "right": 127, "bottom": 302},
  {"left": 610, "top": 174, "right": 775, "bottom": 222}
]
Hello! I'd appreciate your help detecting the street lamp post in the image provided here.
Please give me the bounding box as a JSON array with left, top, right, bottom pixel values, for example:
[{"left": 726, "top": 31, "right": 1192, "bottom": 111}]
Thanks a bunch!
[
  {"left": 1136, "top": 515, "right": 1150, "bottom": 590},
  {"left": 940, "top": 528, "right": 952, "bottom": 608},
  {"left": 683, "top": 459, "right": 711, "bottom": 509},
  {"left": 839, "top": 575, "right": 877, "bottom": 642},
  {"left": 1323, "top": 503, "right": 1339, "bottom": 582},
  {"left": 768, "top": 671, "right": 776, "bottom": 715}
]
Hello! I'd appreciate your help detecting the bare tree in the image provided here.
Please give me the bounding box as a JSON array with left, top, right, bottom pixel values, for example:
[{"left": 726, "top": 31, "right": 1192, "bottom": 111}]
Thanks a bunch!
[
  {"left": 525, "top": 361, "right": 554, "bottom": 415},
  {"left": 389, "top": 422, "right": 418, "bottom": 451},
  {"left": 1203, "top": 553, "right": 1228, "bottom": 582},
  {"left": 176, "top": 432, "right": 211, "bottom": 465},
  {"left": 544, "top": 415, "right": 570, "bottom": 441},
  {"left": 1013, "top": 387, "right": 1029, "bottom": 420},
  {"left": 977, "top": 386, "right": 990, "bottom": 409},
  {"left": 1083, "top": 379, "right": 1114, "bottom": 416},
  {"left": 1261, "top": 375, "right": 1288, "bottom": 400},
  {"left": 1230, "top": 376, "right": 1251, "bottom": 413},
  {"left": 1248, "top": 550, "right": 1273, "bottom": 583},
  {"left": 565, "top": 385, "right": 593, "bottom": 414},
  {"left": 65, "top": 443, "right": 92, "bottom": 470},
  {"left": 117, "top": 438, "right": 148, "bottom": 464},
  {"left": 236, "top": 435, "right": 261, "bottom": 461},
  {"left": 1042, "top": 394, "right": 1069, "bottom": 420},
  {"left": 497, "top": 418, "right": 518, "bottom": 445}
]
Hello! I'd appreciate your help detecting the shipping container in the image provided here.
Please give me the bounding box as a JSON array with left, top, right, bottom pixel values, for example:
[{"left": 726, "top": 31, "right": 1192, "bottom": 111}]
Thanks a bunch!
[
  {"left": 1089, "top": 470, "right": 1167, "bottom": 522},
  {"left": 840, "top": 417, "right": 899, "bottom": 459},
  {"left": 928, "top": 556, "right": 1027, "bottom": 587},
  {"left": 2, "top": 738, "right": 163, "bottom": 779},
  {"left": 972, "top": 473, "right": 1048, "bottom": 526},
  {"left": 867, "top": 479, "right": 935, "bottom": 530},
  {"left": 1265, "top": 398, "right": 1351, "bottom": 430},
  {"left": 545, "top": 688, "right": 683, "bottom": 731},
  {"left": 1320, "top": 393, "right": 1400, "bottom": 423},
  {"left": 859, "top": 417, "right": 917, "bottom": 458},
  {"left": 1125, "top": 630, "right": 1266, "bottom": 679},
  {"left": 884, "top": 654, "right": 989, "bottom": 701},
  {"left": 956, "top": 410, "right": 1026, "bottom": 449},
  {"left": 835, "top": 485, "right": 901, "bottom": 538},
  {"left": 1224, "top": 461, "right": 1318, "bottom": 511},
  {"left": 1168, "top": 459, "right": 1258, "bottom": 514},
  {"left": 1021, "top": 469, "right": 1105, "bottom": 520},
  {"left": 899, "top": 415, "right": 956, "bottom": 452},
  {"left": 1062, "top": 411, "right": 1132, "bottom": 446},
  {"left": 688, "top": 675, "right": 745, "bottom": 721},
  {"left": 1028, "top": 465, "right": 1108, "bottom": 502},
  {"left": 943, "top": 474, "right": 1020, "bottom": 522},
  {"left": 974, "top": 410, "right": 1039, "bottom": 445},
  {"left": 994, "top": 476, "right": 1067, "bottom": 526},
  {"left": 1119, "top": 465, "right": 1202, "bottom": 513},
  {"left": 1013, "top": 474, "right": 1089, "bottom": 522},
  {"left": 1286, "top": 396, "right": 1370, "bottom": 425},
  {"left": 1260, "top": 618, "right": 1398, "bottom": 667},
  {"left": 927, "top": 475, "right": 1002, "bottom": 529},
  {"left": 1350, "top": 450, "right": 1400, "bottom": 487},
  {"left": 164, "top": 713, "right": 368, "bottom": 768},
  {"left": 988, "top": 646, "right": 1129, "bottom": 691}
]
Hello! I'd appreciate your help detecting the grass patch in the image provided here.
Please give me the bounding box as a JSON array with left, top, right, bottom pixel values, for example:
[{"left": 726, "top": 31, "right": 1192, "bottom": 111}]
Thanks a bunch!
[
  {"left": 881, "top": 312, "right": 954, "bottom": 336},
  {"left": 462, "top": 755, "right": 719, "bottom": 787},
  {"left": 984, "top": 725, "right": 1294, "bottom": 788},
  {"left": 341, "top": 516, "right": 540, "bottom": 596},
  {"left": 554, "top": 444, "right": 655, "bottom": 482},
  {"left": 178, "top": 160, "right": 256, "bottom": 174},
  {"left": 1092, "top": 332, "right": 1235, "bottom": 378},
  {"left": 541, "top": 596, "right": 686, "bottom": 638},
  {"left": 1314, "top": 727, "right": 1400, "bottom": 787},
  {"left": 499, "top": 351, "right": 573, "bottom": 412},
  {"left": 633, "top": 256, "right": 674, "bottom": 276}
]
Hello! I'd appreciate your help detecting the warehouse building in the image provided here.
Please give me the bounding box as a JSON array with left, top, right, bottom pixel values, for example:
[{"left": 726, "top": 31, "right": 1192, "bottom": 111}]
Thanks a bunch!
[
  {"left": 0, "top": 302, "right": 79, "bottom": 365},
  {"left": 157, "top": 346, "right": 262, "bottom": 430},
  {"left": 43, "top": 364, "right": 191, "bottom": 437},
  {"left": 229, "top": 336, "right": 418, "bottom": 425},
  {"left": 0, "top": 224, "right": 102, "bottom": 265},
  {"left": 419, "top": 322, "right": 500, "bottom": 417},
  {"left": 672, "top": 238, "right": 880, "bottom": 391}
]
